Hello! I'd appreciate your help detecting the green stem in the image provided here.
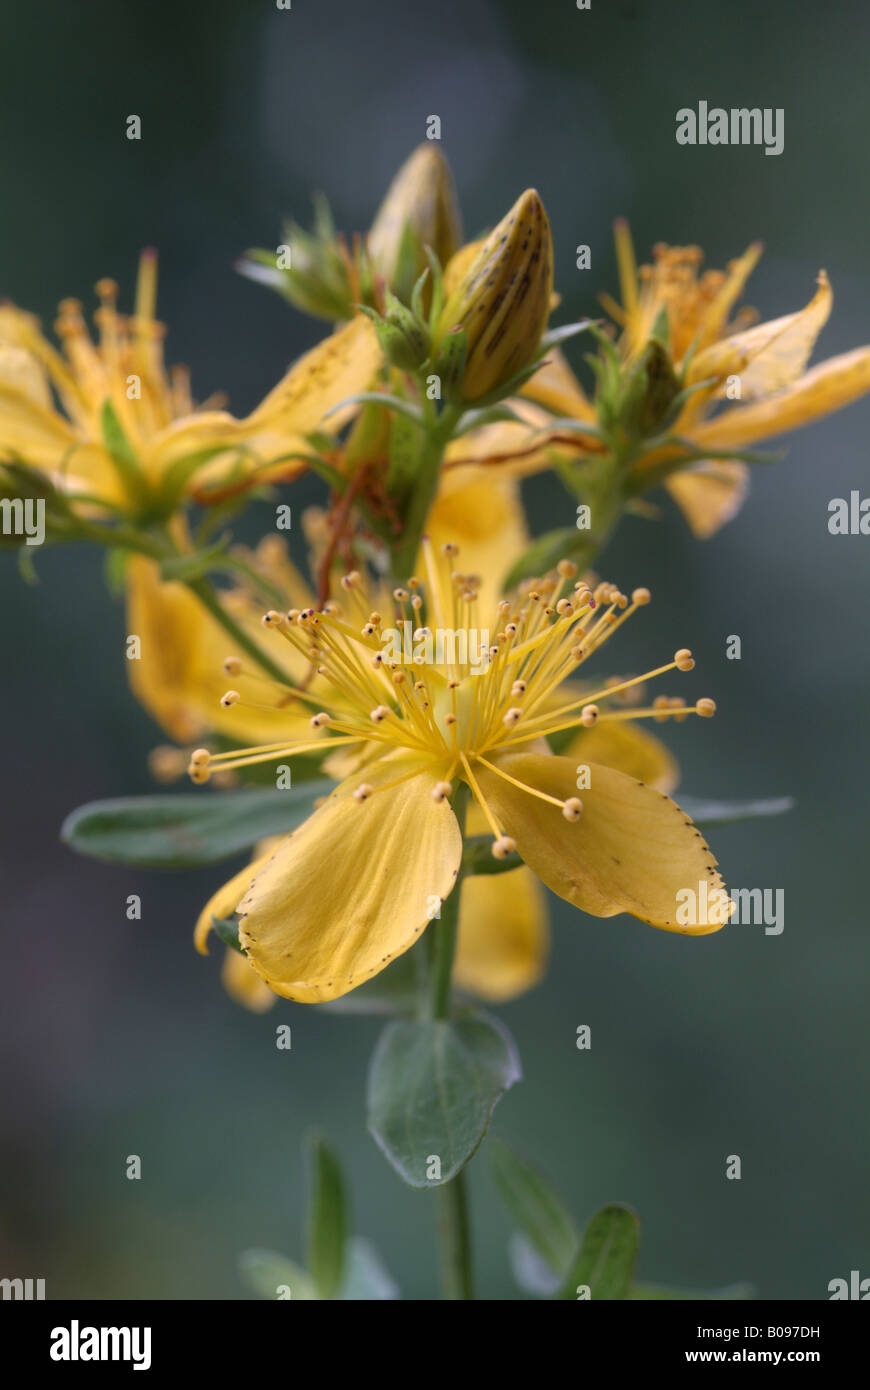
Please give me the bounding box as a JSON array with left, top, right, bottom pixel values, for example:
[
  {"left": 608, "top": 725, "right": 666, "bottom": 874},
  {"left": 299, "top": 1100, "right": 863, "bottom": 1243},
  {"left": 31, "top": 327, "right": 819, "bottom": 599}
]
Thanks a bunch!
[
  {"left": 389, "top": 400, "right": 461, "bottom": 581},
  {"left": 426, "top": 784, "right": 474, "bottom": 1298},
  {"left": 436, "top": 1171, "right": 473, "bottom": 1300}
]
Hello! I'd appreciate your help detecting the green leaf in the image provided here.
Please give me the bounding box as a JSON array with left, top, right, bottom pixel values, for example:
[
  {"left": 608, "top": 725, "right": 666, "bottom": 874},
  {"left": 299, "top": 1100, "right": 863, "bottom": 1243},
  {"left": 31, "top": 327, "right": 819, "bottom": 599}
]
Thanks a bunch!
[
  {"left": 680, "top": 795, "right": 794, "bottom": 826},
  {"left": 306, "top": 1134, "right": 348, "bottom": 1300},
  {"left": 629, "top": 1281, "right": 754, "bottom": 1301},
  {"left": 60, "top": 783, "right": 332, "bottom": 869},
  {"left": 238, "top": 1248, "right": 318, "bottom": 1301},
  {"left": 338, "top": 1239, "right": 399, "bottom": 1300},
  {"left": 461, "top": 834, "right": 522, "bottom": 875},
  {"left": 367, "top": 1009, "right": 521, "bottom": 1189},
  {"left": 557, "top": 1203, "right": 640, "bottom": 1300},
  {"left": 489, "top": 1139, "right": 578, "bottom": 1279}
]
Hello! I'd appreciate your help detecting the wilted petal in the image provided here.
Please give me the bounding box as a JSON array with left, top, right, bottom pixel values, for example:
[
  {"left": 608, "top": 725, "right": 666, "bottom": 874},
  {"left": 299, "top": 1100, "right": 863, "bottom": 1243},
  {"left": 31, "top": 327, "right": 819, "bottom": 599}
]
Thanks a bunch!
[{"left": 665, "top": 460, "right": 750, "bottom": 538}]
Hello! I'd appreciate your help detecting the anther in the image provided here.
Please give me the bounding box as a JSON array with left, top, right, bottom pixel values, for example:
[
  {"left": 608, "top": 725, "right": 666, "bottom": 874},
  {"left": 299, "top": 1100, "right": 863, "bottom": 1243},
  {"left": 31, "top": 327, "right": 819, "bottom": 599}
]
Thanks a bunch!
[
  {"left": 675, "top": 648, "right": 695, "bottom": 672},
  {"left": 353, "top": 783, "right": 373, "bottom": 802},
  {"left": 220, "top": 690, "right": 240, "bottom": 708},
  {"left": 262, "top": 610, "right": 284, "bottom": 628},
  {"left": 310, "top": 712, "right": 331, "bottom": 728},
  {"left": 511, "top": 680, "right": 526, "bottom": 696},
  {"left": 190, "top": 748, "right": 210, "bottom": 768},
  {"left": 431, "top": 781, "right": 453, "bottom": 803},
  {"left": 492, "top": 836, "right": 517, "bottom": 860},
  {"left": 370, "top": 705, "right": 390, "bottom": 723},
  {"left": 697, "top": 698, "right": 717, "bottom": 717},
  {"left": 222, "top": 657, "right": 242, "bottom": 676},
  {"left": 632, "top": 587, "right": 651, "bottom": 605},
  {"left": 503, "top": 707, "right": 523, "bottom": 728},
  {"left": 580, "top": 704, "right": 599, "bottom": 727},
  {"left": 557, "top": 559, "right": 578, "bottom": 578},
  {"left": 562, "top": 797, "right": 583, "bottom": 822}
]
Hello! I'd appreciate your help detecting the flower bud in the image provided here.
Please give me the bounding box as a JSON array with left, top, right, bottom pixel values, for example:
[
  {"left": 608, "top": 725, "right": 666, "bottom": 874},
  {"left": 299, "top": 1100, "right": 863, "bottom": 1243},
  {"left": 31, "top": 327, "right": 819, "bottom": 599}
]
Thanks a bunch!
[
  {"left": 432, "top": 189, "right": 554, "bottom": 401},
  {"left": 368, "top": 145, "right": 462, "bottom": 302}
]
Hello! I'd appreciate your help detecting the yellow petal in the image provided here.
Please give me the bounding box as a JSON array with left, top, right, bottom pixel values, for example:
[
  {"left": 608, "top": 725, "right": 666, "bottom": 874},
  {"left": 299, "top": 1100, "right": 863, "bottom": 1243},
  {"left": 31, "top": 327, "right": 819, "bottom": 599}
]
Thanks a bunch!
[
  {"left": 474, "top": 753, "right": 728, "bottom": 933},
  {"left": 424, "top": 465, "right": 528, "bottom": 610},
  {"left": 0, "top": 378, "right": 77, "bottom": 467},
  {"left": 246, "top": 314, "right": 380, "bottom": 434},
  {"left": 149, "top": 316, "right": 381, "bottom": 485},
  {"left": 125, "top": 555, "right": 310, "bottom": 744},
  {"left": 0, "top": 344, "right": 53, "bottom": 409},
  {"left": 238, "top": 756, "right": 463, "bottom": 1001},
  {"left": 689, "top": 271, "right": 832, "bottom": 398},
  {"left": 194, "top": 838, "right": 283, "bottom": 954},
  {"left": 521, "top": 348, "right": 596, "bottom": 421},
  {"left": 694, "top": 241, "right": 764, "bottom": 353},
  {"left": 689, "top": 345, "right": 870, "bottom": 452},
  {"left": 220, "top": 948, "right": 278, "bottom": 1012},
  {"left": 454, "top": 867, "right": 549, "bottom": 1002},
  {"left": 665, "top": 460, "right": 750, "bottom": 538},
  {"left": 561, "top": 719, "right": 679, "bottom": 792}
]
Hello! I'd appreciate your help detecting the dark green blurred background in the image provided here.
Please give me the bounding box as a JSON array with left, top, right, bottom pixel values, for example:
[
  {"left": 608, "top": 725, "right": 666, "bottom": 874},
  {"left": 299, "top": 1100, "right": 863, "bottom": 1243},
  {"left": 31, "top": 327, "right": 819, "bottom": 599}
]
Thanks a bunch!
[{"left": 2, "top": 0, "right": 868, "bottom": 1300}]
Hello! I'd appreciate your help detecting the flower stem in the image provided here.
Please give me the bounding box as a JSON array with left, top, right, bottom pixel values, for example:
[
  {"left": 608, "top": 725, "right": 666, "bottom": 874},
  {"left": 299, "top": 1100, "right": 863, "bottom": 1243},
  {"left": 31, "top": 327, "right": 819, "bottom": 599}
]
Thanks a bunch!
[
  {"left": 436, "top": 1170, "right": 473, "bottom": 1300},
  {"left": 430, "top": 783, "right": 469, "bottom": 1019},
  {"left": 427, "top": 783, "right": 474, "bottom": 1299}
]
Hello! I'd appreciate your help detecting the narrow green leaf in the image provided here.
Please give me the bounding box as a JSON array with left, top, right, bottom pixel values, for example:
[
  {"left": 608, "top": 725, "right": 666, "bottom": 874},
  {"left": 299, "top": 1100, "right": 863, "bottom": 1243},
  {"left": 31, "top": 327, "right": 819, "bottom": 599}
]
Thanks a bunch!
[
  {"left": 557, "top": 1203, "right": 640, "bottom": 1300},
  {"left": 489, "top": 1138, "right": 578, "bottom": 1279},
  {"left": 629, "top": 1281, "right": 754, "bottom": 1300},
  {"left": 367, "top": 1009, "right": 521, "bottom": 1189},
  {"left": 307, "top": 1134, "right": 348, "bottom": 1300},
  {"left": 680, "top": 795, "right": 794, "bottom": 826},
  {"left": 60, "top": 783, "right": 332, "bottom": 869},
  {"left": 539, "top": 319, "right": 594, "bottom": 351},
  {"left": 238, "top": 1249, "right": 318, "bottom": 1301}
]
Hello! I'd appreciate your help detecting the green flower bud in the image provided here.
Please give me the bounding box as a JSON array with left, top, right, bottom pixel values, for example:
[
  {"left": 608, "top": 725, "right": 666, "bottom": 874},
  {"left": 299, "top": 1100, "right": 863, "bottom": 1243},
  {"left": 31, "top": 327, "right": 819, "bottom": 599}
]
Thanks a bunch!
[
  {"left": 432, "top": 189, "right": 554, "bottom": 402},
  {"left": 368, "top": 145, "right": 463, "bottom": 302}
]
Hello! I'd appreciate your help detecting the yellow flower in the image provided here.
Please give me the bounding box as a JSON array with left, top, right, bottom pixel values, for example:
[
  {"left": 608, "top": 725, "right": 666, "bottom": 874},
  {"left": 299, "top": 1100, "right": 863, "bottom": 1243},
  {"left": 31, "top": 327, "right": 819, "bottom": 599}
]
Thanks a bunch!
[
  {"left": 602, "top": 225, "right": 870, "bottom": 535},
  {"left": 189, "top": 549, "right": 728, "bottom": 1004},
  {"left": 0, "top": 250, "right": 379, "bottom": 515}
]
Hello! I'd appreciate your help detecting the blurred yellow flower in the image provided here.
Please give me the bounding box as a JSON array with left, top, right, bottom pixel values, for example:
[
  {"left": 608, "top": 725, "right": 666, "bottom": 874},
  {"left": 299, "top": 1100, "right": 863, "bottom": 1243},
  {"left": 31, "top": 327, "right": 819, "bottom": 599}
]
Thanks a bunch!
[{"left": 0, "top": 250, "right": 379, "bottom": 516}]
